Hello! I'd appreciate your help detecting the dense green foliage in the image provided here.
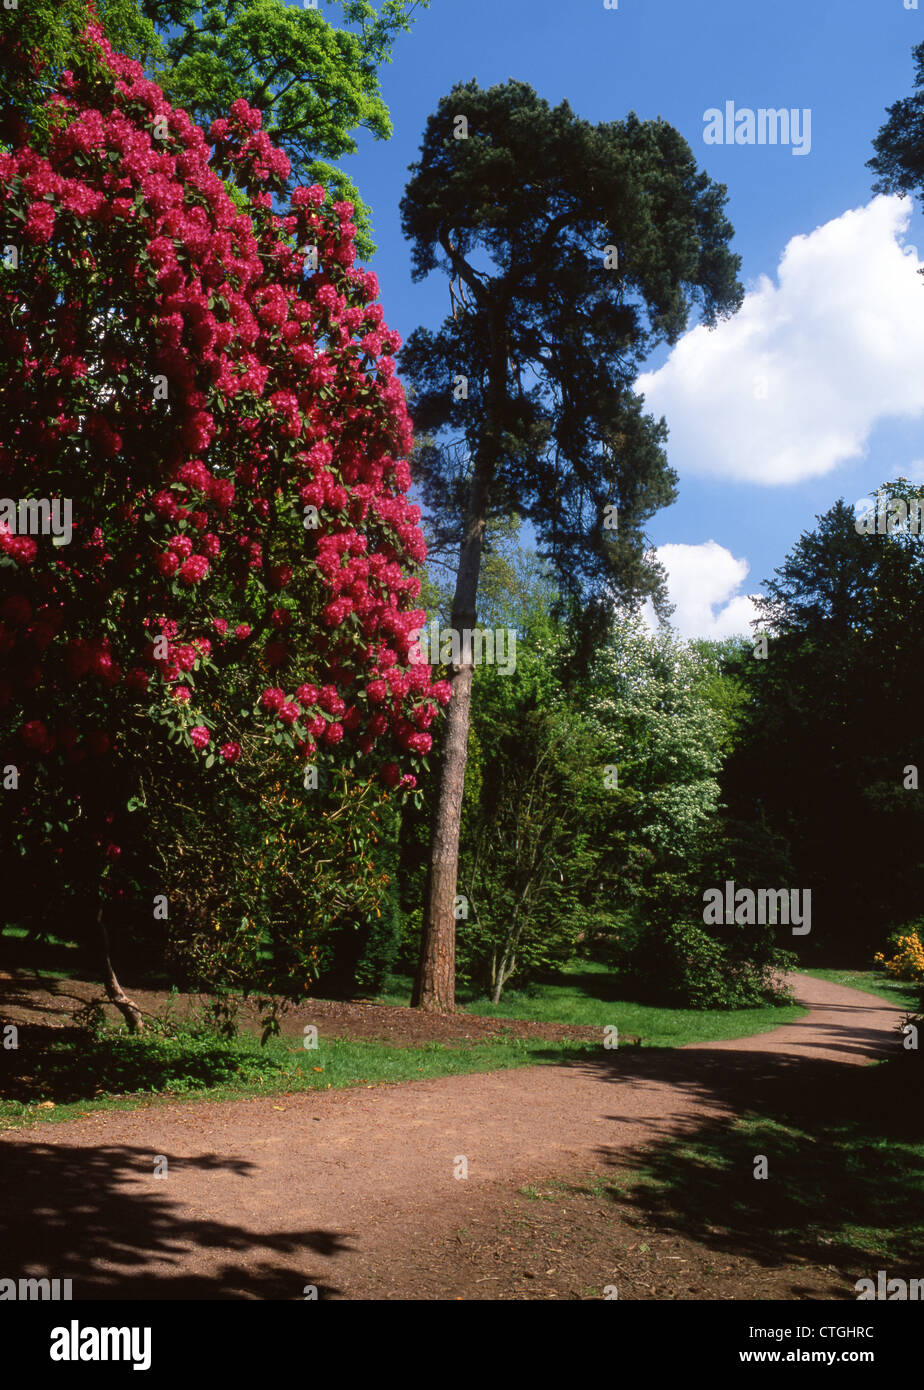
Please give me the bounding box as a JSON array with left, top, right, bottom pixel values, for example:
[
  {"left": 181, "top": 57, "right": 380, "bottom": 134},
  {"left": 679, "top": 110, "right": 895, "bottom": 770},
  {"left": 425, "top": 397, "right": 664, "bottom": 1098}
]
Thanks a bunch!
[
  {"left": 382, "top": 530, "right": 793, "bottom": 1007},
  {"left": 722, "top": 483, "right": 924, "bottom": 962}
]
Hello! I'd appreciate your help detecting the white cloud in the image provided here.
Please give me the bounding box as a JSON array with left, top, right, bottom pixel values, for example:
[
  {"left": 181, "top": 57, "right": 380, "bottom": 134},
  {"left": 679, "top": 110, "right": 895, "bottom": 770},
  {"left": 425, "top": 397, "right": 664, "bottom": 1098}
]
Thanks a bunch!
[
  {"left": 635, "top": 196, "right": 924, "bottom": 485},
  {"left": 646, "top": 541, "right": 760, "bottom": 640}
]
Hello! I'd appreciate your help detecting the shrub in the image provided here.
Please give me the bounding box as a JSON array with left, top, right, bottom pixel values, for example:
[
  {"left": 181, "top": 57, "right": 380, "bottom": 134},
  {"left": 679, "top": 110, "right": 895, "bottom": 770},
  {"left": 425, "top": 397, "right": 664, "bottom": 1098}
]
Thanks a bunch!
[
  {"left": 874, "top": 926, "right": 924, "bottom": 982},
  {"left": 615, "top": 918, "right": 794, "bottom": 1010}
]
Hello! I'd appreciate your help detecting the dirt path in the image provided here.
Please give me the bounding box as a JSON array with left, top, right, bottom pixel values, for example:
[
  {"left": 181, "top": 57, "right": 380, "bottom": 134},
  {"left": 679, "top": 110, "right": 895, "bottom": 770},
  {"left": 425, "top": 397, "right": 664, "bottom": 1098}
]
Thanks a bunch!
[{"left": 0, "top": 974, "right": 907, "bottom": 1299}]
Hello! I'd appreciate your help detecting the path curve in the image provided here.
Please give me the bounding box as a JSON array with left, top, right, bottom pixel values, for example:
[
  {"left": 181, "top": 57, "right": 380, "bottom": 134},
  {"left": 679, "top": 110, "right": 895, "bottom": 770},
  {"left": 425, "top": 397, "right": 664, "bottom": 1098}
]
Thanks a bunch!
[{"left": 0, "top": 973, "right": 906, "bottom": 1299}]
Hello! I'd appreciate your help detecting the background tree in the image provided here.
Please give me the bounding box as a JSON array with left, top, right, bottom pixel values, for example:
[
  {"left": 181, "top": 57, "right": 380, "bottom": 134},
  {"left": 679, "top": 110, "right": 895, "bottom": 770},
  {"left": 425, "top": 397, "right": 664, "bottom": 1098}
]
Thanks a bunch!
[
  {"left": 722, "top": 485, "right": 924, "bottom": 961},
  {"left": 869, "top": 38, "right": 924, "bottom": 214},
  {"left": 585, "top": 611, "right": 725, "bottom": 866},
  {"left": 139, "top": 0, "right": 428, "bottom": 255},
  {"left": 399, "top": 78, "right": 744, "bottom": 1009},
  {"left": 454, "top": 595, "right": 590, "bottom": 1002}
]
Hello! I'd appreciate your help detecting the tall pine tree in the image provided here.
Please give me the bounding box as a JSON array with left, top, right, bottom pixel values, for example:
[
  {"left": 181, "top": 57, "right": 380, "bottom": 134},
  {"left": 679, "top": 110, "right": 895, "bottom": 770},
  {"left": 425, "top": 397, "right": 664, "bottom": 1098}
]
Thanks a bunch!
[{"left": 399, "top": 79, "right": 743, "bottom": 1010}]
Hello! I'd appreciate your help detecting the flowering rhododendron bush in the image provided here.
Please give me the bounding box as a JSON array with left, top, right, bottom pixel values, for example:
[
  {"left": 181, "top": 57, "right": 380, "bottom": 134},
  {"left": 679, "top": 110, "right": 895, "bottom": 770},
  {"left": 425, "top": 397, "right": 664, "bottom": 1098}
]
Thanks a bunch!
[{"left": 0, "top": 22, "right": 447, "bottom": 1011}]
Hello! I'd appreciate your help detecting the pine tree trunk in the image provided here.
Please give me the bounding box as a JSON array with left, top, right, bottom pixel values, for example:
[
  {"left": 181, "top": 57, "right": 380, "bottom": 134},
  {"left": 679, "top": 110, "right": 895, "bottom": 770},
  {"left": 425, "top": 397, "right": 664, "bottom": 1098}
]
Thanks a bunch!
[
  {"left": 412, "top": 666, "right": 470, "bottom": 1012},
  {"left": 98, "top": 909, "right": 144, "bottom": 1034},
  {"left": 412, "top": 466, "right": 492, "bottom": 1012},
  {"left": 412, "top": 298, "right": 507, "bottom": 1012}
]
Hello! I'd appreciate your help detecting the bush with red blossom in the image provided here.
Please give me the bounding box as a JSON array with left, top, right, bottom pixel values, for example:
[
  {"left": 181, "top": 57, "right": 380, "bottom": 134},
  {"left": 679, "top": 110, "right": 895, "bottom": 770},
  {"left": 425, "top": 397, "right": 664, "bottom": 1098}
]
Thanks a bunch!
[
  {"left": 0, "top": 22, "right": 443, "bottom": 808},
  {"left": 0, "top": 20, "right": 444, "bottom": 1004}
]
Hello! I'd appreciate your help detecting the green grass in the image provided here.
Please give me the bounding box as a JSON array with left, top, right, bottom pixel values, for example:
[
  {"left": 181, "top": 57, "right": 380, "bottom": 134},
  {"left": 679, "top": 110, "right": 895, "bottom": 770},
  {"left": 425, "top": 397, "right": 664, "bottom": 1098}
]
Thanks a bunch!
[
  {"left": 801, "top": 967, "right": 921, "bottom": 1012},
  {"left": 376, "top": 959, "right": 805, "bottom": 1047},
  {"left": 0, "top": 1025, "right": 598, "bottom": 1131},
  {"left": 605, "top": 1052, "right": 924, "bottom": 1274}
]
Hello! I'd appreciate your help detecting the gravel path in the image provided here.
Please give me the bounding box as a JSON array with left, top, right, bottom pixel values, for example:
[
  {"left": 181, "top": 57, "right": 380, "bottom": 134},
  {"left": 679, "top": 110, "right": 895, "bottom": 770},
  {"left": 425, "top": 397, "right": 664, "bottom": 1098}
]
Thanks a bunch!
[{"left": 0, "top": 973, "right": 905, "bottom": 1299}]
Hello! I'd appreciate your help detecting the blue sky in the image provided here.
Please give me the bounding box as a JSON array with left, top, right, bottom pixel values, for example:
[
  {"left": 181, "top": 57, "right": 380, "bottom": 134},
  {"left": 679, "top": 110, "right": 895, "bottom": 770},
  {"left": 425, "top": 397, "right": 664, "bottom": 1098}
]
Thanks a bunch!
[{"left": 334, "top": 0, "right": 924, "bottom": 637}]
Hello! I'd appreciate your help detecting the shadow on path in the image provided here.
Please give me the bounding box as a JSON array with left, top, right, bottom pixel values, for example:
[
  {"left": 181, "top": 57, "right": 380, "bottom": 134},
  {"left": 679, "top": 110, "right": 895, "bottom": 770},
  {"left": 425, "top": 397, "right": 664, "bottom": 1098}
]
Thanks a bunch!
[{"left": 0, "top": 1141, "right": 352, "bottom": 1299}]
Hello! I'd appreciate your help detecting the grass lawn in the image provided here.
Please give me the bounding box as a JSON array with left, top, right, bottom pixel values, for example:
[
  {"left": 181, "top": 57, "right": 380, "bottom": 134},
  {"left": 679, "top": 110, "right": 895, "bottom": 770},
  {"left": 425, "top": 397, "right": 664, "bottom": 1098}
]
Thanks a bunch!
[
  {"left": 375, "top": 959, "right": 806, "bottom": 1047},
  {"left": 1, "top": 924, "right": 87, "bottom": 978},
  {"left": 511, "top": 1043, "right": 924, "bottom": 1283},
  {"left": 611, "top": 1053, "right": 924, "bottom": 1277},
  {"left": 0, "top": 1028, "right": 599, "bottom": 1130}
]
